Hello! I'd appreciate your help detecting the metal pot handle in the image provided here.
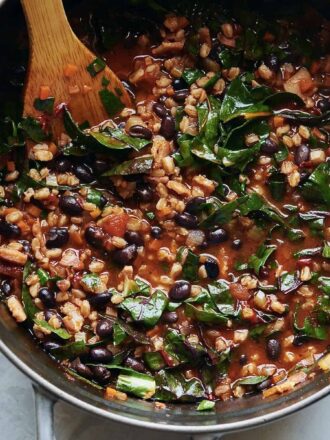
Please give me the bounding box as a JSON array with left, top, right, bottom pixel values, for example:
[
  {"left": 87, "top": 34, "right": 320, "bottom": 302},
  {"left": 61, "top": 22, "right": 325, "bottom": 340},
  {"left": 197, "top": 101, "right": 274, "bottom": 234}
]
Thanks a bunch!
[{"left": 33, "top": 384, "right": 57, "bottom": 440}]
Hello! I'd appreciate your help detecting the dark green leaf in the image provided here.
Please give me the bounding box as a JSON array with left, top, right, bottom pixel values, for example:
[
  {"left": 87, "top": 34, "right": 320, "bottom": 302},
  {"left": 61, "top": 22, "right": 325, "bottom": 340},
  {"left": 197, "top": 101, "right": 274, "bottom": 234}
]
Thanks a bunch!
[
  {"left": 301, "top": 162, "right": 330, "bottom": 207},
  {"left": 182, "top": 68, "right": 204, "bottom": 85},
  {"left": 19, "top": 117, "right": 48, "bottom": 143},
  {"left": 117, "top": 370, "right": 156, "bottom": 399},
  {"left": 323, "top": 241, "right": 330, "bottom": 259},
  {"left": 34, "top": 319, "right": 71, "bottom": 340},
  {"left": 275, "top": 109, "right": 330, "bottom": 127},
  {"left": 119, "top": 290, "right": 168, "bottom": 327},
  {"left": 182, "top": 250, "right": 199, "bottom": 282},
  {"left": 143, "top": 352, "right": 165, "bottom": 371},
  {"left": 235, "top": 375, "right": 268, "bottom": 386},
  {"left": 294, "top": 306, "right": 327, "bottom": 340},
  {"left": 86, "top": 189, "right": 104, "bottom": 207},
  {"left": 102, "top": 155, "right": 153, "bottom": 176},
  {"left": 155, "top": 370, "right": 205, "bottom": 402},
  {"left": 278, "top": 272, "right": 302, "bottom": 294},
  {"left": 248, "top": 244, "right": 277, "bottom": 275},
  {"left": 268, "top": 172, "right": 286, "bottom": 201},
  {"left": 33, "top": 97, "right": 55, "bottom": 114},
  {"left": 99, "top": 89, "right": 124, "bottom": 117},
  {"left": 294, "top": 247, "right": 322, "bottom": 259},
  {"left": 87, "top": 57, "right": 106, "bottom": 77},
  {"left": 51, "top": 341, "right": 88, "bottom": 360},
  {"left": 197, "top": 400, "right": 215, "bottom": 411}
]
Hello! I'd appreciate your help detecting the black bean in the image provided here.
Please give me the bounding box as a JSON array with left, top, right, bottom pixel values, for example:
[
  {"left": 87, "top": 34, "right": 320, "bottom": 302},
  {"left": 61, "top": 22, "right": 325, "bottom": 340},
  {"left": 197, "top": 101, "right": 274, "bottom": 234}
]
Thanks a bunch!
[
  {"left": 46, "top": 227, "right": 69, "bottom": 249},
  {"left": 99, "top": 195, "right": 108, "bottom": 209},
  {"left": 84, "top": 225, "right": 105, "bottom": 248},
  {"left": 128, "top": 125, "right": 153, "bottom": 140},
  {"left": 93, "top": 160, "right": 108, "bottom": 175},
  {"left": 0, "top": 219, "right": 21, "bottom": 238},
  {"left": 173, "top": 78, "right": 187, "bottom": 91},
  {"left": 150, "top": 226, "right": 162, "bottom": 239},
  {"left": 317, "top": 98, "right": 330, "bottom": 113},
  {"left": 208, "top": 228, "right": 228, "bottom": 244},
  {"left": 136, "top": 183, "right": 154, "bottom": 203},
  {"left": 292, "top": 335, "right": 308, "bottom": 346},
  {"left": 160, "top": 115, "right": 176, "bottom": 140},
  {"left": 169, "top": 280, "right": 191, "bottom": 301},
  {"left": 259, "top": 267, "right": 270, "bottom": 279},
  {"left": 90, "top": 347, "right": 113, "bottom": 363},
  {"left": 44, "top": 310, "right": 62, "bottom": 323},
  {"left": 125, "top": 357, "right": 146, "bottom": 373},
  {"left": 92, "top": 365, "right": 111, "bottom": 384},
  {"left": 266, "top": 338, "right": 281, "bottom": 360},
  {"left": 71, "top": 358, "right": 93, "bottom": 379},
  {"left": 173, "top": 89, "right": 189, "bottom": 103},
  {"left": 124, "top": 231, "right": 144, "bottom": 246},
  {"left": 232, "top": 239, "right": 242, "bottom": 250},
  {"left": 43, "top": 341, "right": 62, "bottom": 352},
  {"left": 73, "top": 164, "right": 94, "bottom": 183},
  {"left": 53, "top": 157, "right": 72, "bottom": 173},
  {"left": 239, "top": 354, "right": 248, "bottom": 365},
  {"left": 153, "top": 102, "right": 168, "bottom": 119},
  {"left": 299, "top": 170, "right": 311, "bottom": 185},
  {"left": 38, "top": 288, "right": 56, "bottom": 308},
  {"left": 174, "top": 212, "right": 198, "bottom": 229},
  {"left": 162, "top": 311, "right": 178, "bottom": 324},
  {"left": 59, "top": 195, "right": 83, "bottom": 216},
  {"left": 204, "top": 257, "right": 219, "bottom": 279},
  {"left": 112, "top": 244, "right": 138, "bottom": 266},
  {"left": 256, "top": 378, "right": 272, "bottom": 392},
  {"left": 0, "top": 280, "right": 12, "bottom": 297},
  {"left": 87, "top": 292, "right": 112, "bottom": 310},
  {"left": 261, "top": 138, "right": 279, "bottom": 155},
  {"left": 264, "top": 54, "right": 279, "bottom": 71},
  {"left": 96, "top": 319, "right": 114, "bottom": 338},
  {"left": 294, "top": 144, "right": 310, "bottom": 166},
  {"left": 321, "top": 88, "right": 330, "bottom": 97},
  {"left": 185, "top": 197, "right": 207, "bottom": 214}
]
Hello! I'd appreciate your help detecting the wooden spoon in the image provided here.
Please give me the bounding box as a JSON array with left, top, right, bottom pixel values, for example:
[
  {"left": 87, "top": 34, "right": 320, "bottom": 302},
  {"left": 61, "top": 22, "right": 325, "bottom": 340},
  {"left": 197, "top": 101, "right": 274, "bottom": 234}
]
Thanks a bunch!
[{"left": 21, "top": 0, "right": 132, "bottom": 138}]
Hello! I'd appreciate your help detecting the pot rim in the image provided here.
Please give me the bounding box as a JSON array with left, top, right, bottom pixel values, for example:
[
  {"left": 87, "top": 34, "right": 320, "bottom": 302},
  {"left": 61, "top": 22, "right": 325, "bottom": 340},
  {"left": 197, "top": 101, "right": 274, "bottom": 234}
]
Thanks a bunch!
[{"left": 1, "top": 339, "right": 329, "bottom": 434}]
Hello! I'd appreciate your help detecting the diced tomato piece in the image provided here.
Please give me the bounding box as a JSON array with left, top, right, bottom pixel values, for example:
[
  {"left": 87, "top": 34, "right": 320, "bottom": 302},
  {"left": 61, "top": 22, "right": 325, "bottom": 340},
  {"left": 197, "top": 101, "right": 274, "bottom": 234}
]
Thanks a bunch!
[
  {"left": 229, "top": 283, "right": 251, "bottom": 301},
  {"left": 101, "top": 213, "right": 129, "bottom": 237}
]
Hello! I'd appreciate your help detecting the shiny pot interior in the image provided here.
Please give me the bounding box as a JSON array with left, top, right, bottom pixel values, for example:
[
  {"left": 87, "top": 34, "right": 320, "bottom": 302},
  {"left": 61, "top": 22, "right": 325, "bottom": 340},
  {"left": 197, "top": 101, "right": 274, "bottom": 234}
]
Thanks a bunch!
[{"left": 0, "top": 0, "right": 329, "bottom": 434}]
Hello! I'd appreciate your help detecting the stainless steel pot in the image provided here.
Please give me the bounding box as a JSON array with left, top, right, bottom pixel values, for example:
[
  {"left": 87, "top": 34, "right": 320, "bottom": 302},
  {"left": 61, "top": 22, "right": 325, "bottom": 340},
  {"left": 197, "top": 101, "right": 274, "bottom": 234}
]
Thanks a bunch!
[{"left": 0, "top": 1, "right": 329, "bottom": 439}]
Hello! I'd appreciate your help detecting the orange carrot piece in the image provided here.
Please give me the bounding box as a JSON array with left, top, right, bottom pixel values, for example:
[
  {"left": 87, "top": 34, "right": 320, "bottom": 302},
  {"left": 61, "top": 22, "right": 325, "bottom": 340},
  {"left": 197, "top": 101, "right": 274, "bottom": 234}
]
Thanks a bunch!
[
  {"left": 39, "top": 85, "right": 51, "bottom": 100},
  {"left": 64, "top": 63, "right": 78, "bottom": 78}
]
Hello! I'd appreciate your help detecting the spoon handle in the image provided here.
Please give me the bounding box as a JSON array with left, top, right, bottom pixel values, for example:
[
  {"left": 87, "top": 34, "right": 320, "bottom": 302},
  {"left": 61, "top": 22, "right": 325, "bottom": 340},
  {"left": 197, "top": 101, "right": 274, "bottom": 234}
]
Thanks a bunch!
[{"left": 21, "top": 0, "right": 74, "bottom": 48}]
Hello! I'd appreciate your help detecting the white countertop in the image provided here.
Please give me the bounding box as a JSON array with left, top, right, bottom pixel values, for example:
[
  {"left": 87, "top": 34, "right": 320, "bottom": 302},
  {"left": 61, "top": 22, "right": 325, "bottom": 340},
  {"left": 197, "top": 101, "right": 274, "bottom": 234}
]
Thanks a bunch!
[{"left": 0, "top": 352, "right": 328, "bottom": 440}]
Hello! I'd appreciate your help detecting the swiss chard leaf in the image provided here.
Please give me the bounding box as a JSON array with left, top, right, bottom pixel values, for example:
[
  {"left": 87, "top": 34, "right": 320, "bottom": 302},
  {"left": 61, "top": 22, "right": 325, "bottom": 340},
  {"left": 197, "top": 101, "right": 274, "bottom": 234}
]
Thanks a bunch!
[
  {"left": 116, "top": 370, "right": 156, "bottom": 399},
  {"left": 301, "top": 161, "right": 330, "bottom": 207},
  {"left": 154, "top": 370, "right": 205, "bottom": 402},
  {"left": 182, "top": 250, "right": 200, "bottom": 282},
  {"left": 99, "top": 89, "right": 124, "bottom": 117},
  {"left": 234, "top": 375, "right": 268, "bottom": 386},
  {"left": 248, "top": 244, "right": 277, "bottom": 275},
  {"left": 219, "top": 76, "right": 303, "bottom": 123},
  {"left": 294, "top": 307, "right": 327, "bottom": 340},
  {"left": 102, "top": 155, "right": 153, "bottom": 176},
  {"left": 278, "top": 272, "right": 302, "bottom": 294},
  {"left": 19, "top": 117, "right": 48, "bottom": 143},
  {"left": 275, "top": 109, "right": 330, "bottom": 127},
  {"left": 119, "top": 290, "right": 168, "bottom": 327}
]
